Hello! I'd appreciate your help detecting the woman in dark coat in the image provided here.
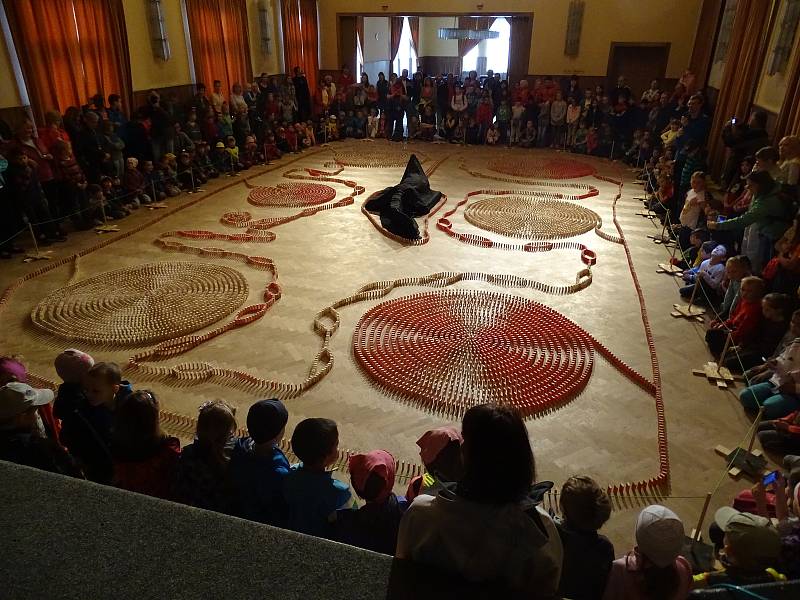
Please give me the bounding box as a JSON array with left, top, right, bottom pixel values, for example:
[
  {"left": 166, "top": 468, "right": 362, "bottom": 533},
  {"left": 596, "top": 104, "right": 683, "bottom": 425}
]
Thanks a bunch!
[{"left": 292, "top": 67, "right": 312, "bottom": 121}]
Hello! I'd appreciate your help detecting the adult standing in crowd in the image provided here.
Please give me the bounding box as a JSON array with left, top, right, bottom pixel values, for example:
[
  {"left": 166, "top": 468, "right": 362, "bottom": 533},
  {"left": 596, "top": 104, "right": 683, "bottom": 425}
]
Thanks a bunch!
[{"left": 293, "top": 67, "right": 312, "bottom": 121}]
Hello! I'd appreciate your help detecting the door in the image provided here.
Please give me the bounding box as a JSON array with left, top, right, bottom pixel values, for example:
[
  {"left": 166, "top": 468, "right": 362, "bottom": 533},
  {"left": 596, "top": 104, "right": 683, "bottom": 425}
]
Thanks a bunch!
[{"left": 607, "top": 43, "right": 670, "bottom": 100}]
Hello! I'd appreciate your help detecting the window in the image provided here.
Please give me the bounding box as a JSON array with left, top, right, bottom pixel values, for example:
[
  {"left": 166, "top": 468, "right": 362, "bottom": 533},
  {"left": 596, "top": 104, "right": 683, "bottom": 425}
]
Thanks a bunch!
[
  {"left": 393, "top": 16, "right": 417, "bottom": 75},
  {"left": 768, "top": 0, "right": 800, "bottom": 75},
  {"left": 461, "top": 17, "right": 510, "bottom": 78},
  {"left": 712, "top": 0, "right": 739, "bottom": 65}
]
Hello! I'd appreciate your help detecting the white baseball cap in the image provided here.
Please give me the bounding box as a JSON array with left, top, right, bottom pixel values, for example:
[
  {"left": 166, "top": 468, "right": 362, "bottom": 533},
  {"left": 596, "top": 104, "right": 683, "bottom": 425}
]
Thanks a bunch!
[
  {"left": 635, "top": 505, "right": 685, "bottom": 568},
  {"left": 0, "top": 382, "right": 54, "bottom": 420}
]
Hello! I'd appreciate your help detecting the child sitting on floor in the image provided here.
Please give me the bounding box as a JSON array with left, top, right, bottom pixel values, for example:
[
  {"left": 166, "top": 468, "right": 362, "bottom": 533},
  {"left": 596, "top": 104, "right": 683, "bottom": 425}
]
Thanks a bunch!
[
  {"left": 719, "top": 255, "right": 752, "bottom": 319},
  {"left": 405, "top": 426, "right": 464, "bottom": 502},
  {"left": 556, "top": 475, "right": 615, "bottom": 600},
  {"left": 740, "top": 317, "right": 800, "bottom": 420},
  {"left": 728, "top": 293, "right": 792, "bottom": 371},
  {"left": 111, "top": 390, "right": 180, "bottom": 500},
  {"left": 706, "top": 276, "right": 765, "bottom": 358},
  {"left": 283, "top": 417, "right": 352, "bottom": 538},
  {"left": 694, "top": 508, "right": 784, "bottom": 587},
  {"left": 334, "top": 450, "right": 409, "bottom": 555},
  {"left": 174, "top": 399, "right": 237, "bottom": 513},
  {"left": 122, "top": 157, "right": 151, "bottom": 206},
  {"left": 680, "top": 243, "right": 727, "bottom": 304},
  {"left": 603, "top": 505, "right": 692, "bottom": 599},
  {"left": 230, "top": 399, "right": 290, "bottom": 526}
]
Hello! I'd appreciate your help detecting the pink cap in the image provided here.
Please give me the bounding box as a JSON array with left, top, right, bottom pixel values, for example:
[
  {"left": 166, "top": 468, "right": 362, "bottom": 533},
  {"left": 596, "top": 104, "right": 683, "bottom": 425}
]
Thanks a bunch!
[
  {"left": 348, "top": 450, "right": 396, "bottom": 503},
  {"left": 54, "top": 349, "right": 95, "bottom": 383},
  {"left": 417, "top": 426, "right": 462, "bottom": 465}
]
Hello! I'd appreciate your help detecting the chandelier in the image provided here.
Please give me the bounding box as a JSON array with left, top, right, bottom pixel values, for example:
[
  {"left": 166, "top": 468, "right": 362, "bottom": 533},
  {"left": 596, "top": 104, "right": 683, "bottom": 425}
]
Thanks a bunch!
[{"left": 437, "top": 28, "right": 499, "bottom": 40}]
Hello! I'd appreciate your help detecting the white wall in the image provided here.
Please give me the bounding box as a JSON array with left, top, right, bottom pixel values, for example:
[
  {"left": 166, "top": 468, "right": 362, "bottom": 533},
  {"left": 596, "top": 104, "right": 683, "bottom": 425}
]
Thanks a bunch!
[{"left": 364, "top": 17, "right": 390, "bottom": 62}]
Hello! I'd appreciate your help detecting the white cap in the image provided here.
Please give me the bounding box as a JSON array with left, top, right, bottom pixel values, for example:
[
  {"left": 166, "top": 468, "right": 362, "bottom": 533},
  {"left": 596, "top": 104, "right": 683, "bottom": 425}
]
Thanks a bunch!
[
  {"left": 635, "top": 505, "right": 685, "bottom": 568},
  {"left": 0, "top": 382, "right": 54, "bottom": 420}
]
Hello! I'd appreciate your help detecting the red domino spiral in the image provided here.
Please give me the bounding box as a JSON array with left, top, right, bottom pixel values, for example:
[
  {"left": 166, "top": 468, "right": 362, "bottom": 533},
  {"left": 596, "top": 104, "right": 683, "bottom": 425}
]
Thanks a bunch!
[
  {"left": 247, "top": 182, "right": 337, "bottom": 207},
  {"left": 353, "top": 290, "right": 594, "bottom": 418},
  {"left": 487, "top": 156, "right": 597, "bottom": 179}
]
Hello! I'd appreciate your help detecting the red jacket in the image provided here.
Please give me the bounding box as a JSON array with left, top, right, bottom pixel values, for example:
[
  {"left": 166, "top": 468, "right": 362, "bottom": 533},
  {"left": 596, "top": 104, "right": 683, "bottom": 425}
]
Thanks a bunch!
[
  {"left": 113, "top": 436, "right": 181, "bottom": 499},
  {"left": 725, "top": 299, "right": 762, "bottom": 346},
  {"left": 476, "top": 102, "right": 494, "bottom": 125},
  {"left": 776, "top": 411, "right": 800, "bottom": 436}
]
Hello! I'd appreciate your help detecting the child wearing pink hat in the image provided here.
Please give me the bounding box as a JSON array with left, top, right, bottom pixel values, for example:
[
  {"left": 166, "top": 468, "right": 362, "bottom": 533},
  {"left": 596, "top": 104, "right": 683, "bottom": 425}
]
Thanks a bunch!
[
  {"left": 334, "top": 450, "right": 409, "bottom": 555},
  {"left": 405, "top": 426, "right": 464, "bottom": 502},
  {"left": 602, "top": 505, "right": 692, "bottom": 599}
]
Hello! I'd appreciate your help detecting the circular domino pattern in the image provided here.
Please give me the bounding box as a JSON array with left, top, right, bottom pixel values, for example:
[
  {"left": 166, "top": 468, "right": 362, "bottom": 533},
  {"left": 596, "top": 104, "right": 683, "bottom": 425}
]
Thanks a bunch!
[
  {"left": 464, "top": 196, "right": 601, "bottom": 240},
  {"left": 31, "top": 262, "right": 249, "bottom": 346},
  {"left": 247, "top": 182, "right": 337, "bottom": 207},
  {"left": 353, "top": 290, "right": 594, "bottom": 417},
  {"left": 487, "top": 156, "right": 597, "bottom": 179}
]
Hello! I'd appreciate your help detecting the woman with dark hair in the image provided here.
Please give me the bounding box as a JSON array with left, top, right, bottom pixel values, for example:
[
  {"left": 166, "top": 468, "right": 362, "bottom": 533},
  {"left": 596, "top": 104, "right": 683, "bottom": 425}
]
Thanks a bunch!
[
  {"left": 602, "top": 505, "right": 691, "bottom": 599},
  {"left": 111, "top": 390, "right": 180, "bottom": 500},
  {"left": 376, "top": 72, "right": 389, "bottom": 114},
  {"left": 709, "top": 169, "right": 792, "bottom": 275},
  {"left": 396, "top": 404, "right": 562, "bottom": 597},
  {"left": 292, "top": 66, "right": 312, "bottom": 121}
]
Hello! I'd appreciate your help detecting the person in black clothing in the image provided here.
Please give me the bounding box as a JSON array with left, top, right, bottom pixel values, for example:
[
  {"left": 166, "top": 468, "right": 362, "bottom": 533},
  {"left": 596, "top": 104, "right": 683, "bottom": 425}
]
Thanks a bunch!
[
  {"left": 292, "top": 66, "right": 312, "bottom": 122},
  {"left": 612, "top": 75, "right": 632, "bottom": 103},
  {"left": 377, "top": 71, "right": 390, "bottom": 115},
  {"left": 74, "top": 111, "right": 109, "bottom": 183},
  {"left": 146, "top": 91, "right": 174, "bottom": 162},
  {"left": 55, "top": 361, "right": 127, "bottom": 483},
  {"left": 555, "top": 475, "right": 615, "bottom": 600},
  {"left": 0, "top": 382, "right": 83, "bottom": 478},
  {"left": 721, "top": 111, "right": 770, "bottom": 188}
]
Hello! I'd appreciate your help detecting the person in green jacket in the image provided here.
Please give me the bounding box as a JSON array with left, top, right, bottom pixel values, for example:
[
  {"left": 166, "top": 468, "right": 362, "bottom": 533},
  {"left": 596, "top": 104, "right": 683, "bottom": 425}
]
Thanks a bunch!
[{"left": 709, "top": 170, "right": 791, "bottom": 275}]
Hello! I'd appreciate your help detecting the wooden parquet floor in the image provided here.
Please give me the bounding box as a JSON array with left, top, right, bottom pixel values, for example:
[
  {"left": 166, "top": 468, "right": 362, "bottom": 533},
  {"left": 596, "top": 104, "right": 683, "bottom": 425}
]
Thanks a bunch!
[{"left": 0, "top": 141, "right": 771, "bottom": 550}]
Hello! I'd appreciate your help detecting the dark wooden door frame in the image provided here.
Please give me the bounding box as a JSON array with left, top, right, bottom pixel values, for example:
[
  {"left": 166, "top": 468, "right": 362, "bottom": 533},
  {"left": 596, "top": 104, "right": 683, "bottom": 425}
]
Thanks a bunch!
[{"left": 606, "top": 41, "right": 671, "bottom": 90}]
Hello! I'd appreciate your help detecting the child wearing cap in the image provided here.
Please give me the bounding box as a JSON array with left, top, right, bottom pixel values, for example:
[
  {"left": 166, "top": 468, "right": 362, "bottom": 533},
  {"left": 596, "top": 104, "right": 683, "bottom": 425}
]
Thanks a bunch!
[
  {"left": 334, "top": 450, "right": 408, "bottom": 555},
  {"left": 602, "top": 505, "right": 692, "bottom": 600},
  {"left": 0, "top": 355, "right": 60, "bottom": 442},
  {"left": 694, "top": 507, "right": 785, "bottom": 587},
  {"left": 679, "top": 243, "right": 727, "bottom": 304},
  {"left": 405, "top": 426, "right": 464, "bottom": 502},
  {"left": 111, "top": 390, "right": 181, "bottom": 500},
  {"left": 0, "top": 382, "right": 82, "bottom": 477},
  {"left": 283, "top": 417, "right": 352, "bottom": 538},
  {"left": 556, "top": 476, "right": 615, "bottom": 600},
  {"left": 230, "top": 399, "right": 291, "bottom": 526},
  {"left": 174, "top": 400, "right": 237, "bottom": 513}
]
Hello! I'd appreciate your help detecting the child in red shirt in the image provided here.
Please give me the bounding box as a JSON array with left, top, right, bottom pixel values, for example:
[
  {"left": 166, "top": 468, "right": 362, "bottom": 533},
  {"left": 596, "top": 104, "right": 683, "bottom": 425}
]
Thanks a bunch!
[{"left": 706, "top": 276, "right": 765, "bottom": 357}]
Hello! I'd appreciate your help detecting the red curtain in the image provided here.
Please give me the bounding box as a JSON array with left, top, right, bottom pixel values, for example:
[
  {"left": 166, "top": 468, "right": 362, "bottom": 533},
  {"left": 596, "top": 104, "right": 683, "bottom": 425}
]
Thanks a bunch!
[
  {"left": 5, "top": 0, "right": 133, "bottom": 123},
  {"left": 706, "top": 0, "right": 774, "bottom": 175},
  {"left": 185, "top": 0, "right": 253, "bottom": 95},
  {"left": 281, "top": 0, "right": 318, "bottom": 96},
  {"left": 390, "top": 17, "right": 404, "bottom": 63},
  {"left": 408, "top": 17, "right": 419, "bottom": 55},
  {"left": 299, "top": 0, "right": 319, "bottom": 94},
  {"left": 281, "top": 0, "right": 303, "bottom": 77}
]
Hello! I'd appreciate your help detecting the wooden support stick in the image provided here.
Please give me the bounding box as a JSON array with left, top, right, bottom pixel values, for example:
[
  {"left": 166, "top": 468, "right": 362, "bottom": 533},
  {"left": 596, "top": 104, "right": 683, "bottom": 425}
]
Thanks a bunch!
[
  {"left": 693, "top": 492, "right": 713, "bottom": 542},
  {"left": 718, "top": 331, "right": 733, "bottom": 366},
  {"left": 747, "top": 406, "right": 766, "bottom": 453},
  {"left": 687, "top": 277, "right": 700, "bottom": 312}
]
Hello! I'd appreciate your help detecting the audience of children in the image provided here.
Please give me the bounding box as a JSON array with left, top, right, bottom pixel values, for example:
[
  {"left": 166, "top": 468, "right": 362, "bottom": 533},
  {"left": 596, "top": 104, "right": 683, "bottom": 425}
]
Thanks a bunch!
[{"left": 4, "top": 344, "right": 800, "bottom": 596}]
